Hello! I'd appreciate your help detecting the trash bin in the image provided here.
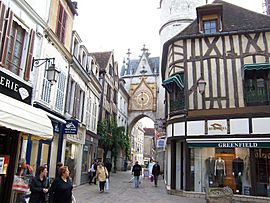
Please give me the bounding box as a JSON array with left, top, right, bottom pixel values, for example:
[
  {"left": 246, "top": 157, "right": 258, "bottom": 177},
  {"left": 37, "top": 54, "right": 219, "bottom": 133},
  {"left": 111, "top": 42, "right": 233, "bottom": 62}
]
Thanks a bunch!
[{"left": 206, "top": 187, "right": 233, "bottom": 203}]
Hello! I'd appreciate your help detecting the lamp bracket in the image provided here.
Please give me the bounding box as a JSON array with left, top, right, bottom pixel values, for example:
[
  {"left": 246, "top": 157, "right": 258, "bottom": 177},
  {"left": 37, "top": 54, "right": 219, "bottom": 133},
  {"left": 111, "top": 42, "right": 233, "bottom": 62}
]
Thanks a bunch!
[{"left": 32, "top": 57, "right": 55, "bottom": 70}]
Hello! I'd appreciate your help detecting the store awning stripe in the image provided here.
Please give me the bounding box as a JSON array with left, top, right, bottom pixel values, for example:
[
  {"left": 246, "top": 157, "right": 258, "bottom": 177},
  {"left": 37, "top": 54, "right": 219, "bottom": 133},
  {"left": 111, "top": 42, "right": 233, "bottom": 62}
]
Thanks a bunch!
[
  {"left": 244, "top": 63, "right": 270, "bottom": 71},
  {"left": 162, "top": 74, "right": 184, "bottom": 89},
  {"left": 0, "top": 93, "right": 53, "bottom": 139}
]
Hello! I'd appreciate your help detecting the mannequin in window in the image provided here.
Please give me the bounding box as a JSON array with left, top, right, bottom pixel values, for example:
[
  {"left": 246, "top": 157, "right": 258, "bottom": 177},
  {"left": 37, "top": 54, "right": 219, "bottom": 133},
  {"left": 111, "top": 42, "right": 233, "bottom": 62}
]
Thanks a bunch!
[
  {"left": 206, "top": 156, "right": 216, "bottom": 186},
  {"left": 215, "top": 157, "right": 226, "bottom": 187},
  {"left": 232, "top": 157, "right": 244, "bottom": 194}
]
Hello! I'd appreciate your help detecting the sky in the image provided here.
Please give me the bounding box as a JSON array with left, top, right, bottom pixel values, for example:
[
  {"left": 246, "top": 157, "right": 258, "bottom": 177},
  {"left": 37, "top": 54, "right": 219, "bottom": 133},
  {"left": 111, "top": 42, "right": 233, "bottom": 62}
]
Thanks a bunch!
[
  {"left": 73, "top": 0, "right": 264, "bottom": 128},
  {"left": 74, "top": 0, "right": 263, "bottom": 64}
]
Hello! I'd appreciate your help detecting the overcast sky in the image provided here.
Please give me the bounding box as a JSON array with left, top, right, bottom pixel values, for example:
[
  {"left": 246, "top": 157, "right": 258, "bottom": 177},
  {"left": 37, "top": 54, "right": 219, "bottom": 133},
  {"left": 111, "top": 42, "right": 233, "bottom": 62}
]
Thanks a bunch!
[
  {"left": 74, "top": 0, "right": 263, "bottom": 64},
  {"left": 73, "top": 0, "right": 264, "bottom": 127}
]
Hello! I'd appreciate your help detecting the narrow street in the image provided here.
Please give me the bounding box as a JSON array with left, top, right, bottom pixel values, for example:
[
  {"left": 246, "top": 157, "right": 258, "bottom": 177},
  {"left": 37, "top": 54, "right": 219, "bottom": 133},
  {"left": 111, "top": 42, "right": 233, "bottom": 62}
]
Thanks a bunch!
[{"left": 73, "top": 171, "right": 206, "bottom": 203}]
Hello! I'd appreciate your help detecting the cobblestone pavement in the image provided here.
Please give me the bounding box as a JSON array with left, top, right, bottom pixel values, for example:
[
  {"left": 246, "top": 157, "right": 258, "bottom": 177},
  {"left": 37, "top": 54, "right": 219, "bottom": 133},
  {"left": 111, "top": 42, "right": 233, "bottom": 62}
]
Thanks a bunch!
[{"left": 73, "top": 171, "right": 206, "bottom": 203}]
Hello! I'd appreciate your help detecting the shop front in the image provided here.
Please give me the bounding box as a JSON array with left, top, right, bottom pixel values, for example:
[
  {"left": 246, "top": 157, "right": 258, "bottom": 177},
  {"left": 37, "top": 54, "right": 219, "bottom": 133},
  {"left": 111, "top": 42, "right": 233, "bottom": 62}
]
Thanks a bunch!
[
  {"left": 80, "top": 132, "right": 98, "bottom": 184},
  {"left": 64, "top": 123, "right": 85, "bottom": 186},
  {"left": 167, "top": 116, "right": 270, "bottom": 199},
  {"left": 0, "top": 69, "right": 53, "bottom": 203},
  {"left": 188, "top": 140, "right": 270, "bottom": 197}
]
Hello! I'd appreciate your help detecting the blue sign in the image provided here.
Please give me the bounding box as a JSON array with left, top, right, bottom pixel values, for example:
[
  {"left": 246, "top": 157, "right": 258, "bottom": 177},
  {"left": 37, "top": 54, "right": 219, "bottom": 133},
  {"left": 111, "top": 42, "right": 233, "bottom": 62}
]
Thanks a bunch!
[
  {"left": 64, "top": 120, "right": 78, "bottom": 134},
  {"left": 157, "top": 139, "right": 166, "bottom": 148}
]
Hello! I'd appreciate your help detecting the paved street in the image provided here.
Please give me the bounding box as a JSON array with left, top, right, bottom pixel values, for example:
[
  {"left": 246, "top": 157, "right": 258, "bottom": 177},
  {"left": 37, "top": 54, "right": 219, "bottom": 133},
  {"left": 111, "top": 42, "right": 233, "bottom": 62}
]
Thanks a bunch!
[{"left": 73, "top": 171, "right": 206, "bottom": 203}]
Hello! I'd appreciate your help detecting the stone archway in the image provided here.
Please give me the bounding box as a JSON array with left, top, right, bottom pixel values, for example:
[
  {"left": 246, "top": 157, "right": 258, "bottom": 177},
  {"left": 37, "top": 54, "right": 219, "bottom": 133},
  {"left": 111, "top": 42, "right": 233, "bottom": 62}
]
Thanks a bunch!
[{"left": 127, "top": 111, "right": 156, "bottom": 135}]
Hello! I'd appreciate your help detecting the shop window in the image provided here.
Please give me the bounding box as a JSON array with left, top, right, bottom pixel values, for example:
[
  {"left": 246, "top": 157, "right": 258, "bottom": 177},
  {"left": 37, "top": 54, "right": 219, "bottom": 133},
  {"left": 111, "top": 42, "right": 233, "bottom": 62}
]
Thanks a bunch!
[
  {"left": 56, "top": 3, "right": 67, "bottom": 44},
  {"left": 190, "top": 147, "right": 251, "bottom": 196},
  {"left": 244, "top": 69, "right": 270, "bottom": 106}
]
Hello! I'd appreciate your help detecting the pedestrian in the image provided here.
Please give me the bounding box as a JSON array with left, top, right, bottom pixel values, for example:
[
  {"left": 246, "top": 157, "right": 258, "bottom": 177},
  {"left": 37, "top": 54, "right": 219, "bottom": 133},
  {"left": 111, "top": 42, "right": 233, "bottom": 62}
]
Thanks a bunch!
[
  {"left": 29, "top": 166, "right": 49, "bottom": 203},
  {"left": 55, "top": 162, "right": 63, "bottom": 178},
  {"left": 89, "top": 159, "right": 98, "bottom": 184},
  {"left": 104, "top": 159, "right": 112, "bottom": 177},
  {"left": 49, "top": 166, "right": 73, "bottom": 203},
  {"left": 96, "top": 162, "right": 108, "bottom": 193},
  {"left": 132, "top": 161, "right": 142, "bottom": 188},
  {"left": 152, "top": 161, "right": 161, "bottom": 187}
]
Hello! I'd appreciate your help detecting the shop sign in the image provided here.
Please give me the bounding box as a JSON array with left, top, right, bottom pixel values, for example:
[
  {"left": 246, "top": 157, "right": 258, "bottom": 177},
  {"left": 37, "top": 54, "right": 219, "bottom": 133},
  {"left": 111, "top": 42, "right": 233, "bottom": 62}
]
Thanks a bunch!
[
  {"left": 208, "top": 120, "right": 227, "bottom": 135},
  {"left": 189, "top": 142, "right": 270, "bottom": 148},
  {"left": 156, "top": 139, "right": 166, "bottom": 148},
  {"left": 83, "top": 145, "right": 88, "bottom": 151},
  {"left": 64, "top": 120, "right": 78, "bottom": 134},
  {"left": 53, "top": 123, "right": 60, "bottom": 133},
  {"left": 0, "top": 70, "right": 32, "bottom": 104}
]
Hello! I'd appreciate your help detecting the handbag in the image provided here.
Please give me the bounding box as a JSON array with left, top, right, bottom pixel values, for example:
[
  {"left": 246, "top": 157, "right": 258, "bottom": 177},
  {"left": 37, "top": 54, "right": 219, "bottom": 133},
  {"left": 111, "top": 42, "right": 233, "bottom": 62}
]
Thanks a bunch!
[
  {"left": 150, "top": 175, "right": 154, "bottom": 182},
  {"left": 12, "top": 175, "right": 30, "bottom": 193},
  {"left": 105, "top": 178, "right": 109, "bottom": 191}
]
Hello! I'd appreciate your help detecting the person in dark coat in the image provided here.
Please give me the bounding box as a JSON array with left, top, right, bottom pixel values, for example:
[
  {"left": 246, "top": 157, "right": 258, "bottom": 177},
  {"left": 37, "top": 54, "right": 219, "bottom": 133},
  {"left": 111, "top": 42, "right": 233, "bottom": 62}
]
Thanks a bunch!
[
  {"left": 152, "top": 161, "right": 161, "bottom": 187},
  {"left": 49, "top": 166, "right": 73, "bottom": 203},
  {"left": 29, "top": 166, "right": 49, "bottom": 203},
  {"left": 104, "top": 159, "right": 112, "bottom": 177},
  {"left": 132, "top": 161, "right": 142, "bottom": 188}
]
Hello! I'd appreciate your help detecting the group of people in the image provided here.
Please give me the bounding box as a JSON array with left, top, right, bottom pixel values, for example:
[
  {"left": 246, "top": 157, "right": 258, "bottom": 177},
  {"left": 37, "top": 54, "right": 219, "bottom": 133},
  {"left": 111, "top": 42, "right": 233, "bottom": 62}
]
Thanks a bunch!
[
  {"left": 88, "top": 159, "right": 112, "bottom": 193},
  {"left": 132, "top": 161, "right": 161, "bottom": 188},
  {"left": 17, "top": 160, "right": 73, "bottom": 203}
]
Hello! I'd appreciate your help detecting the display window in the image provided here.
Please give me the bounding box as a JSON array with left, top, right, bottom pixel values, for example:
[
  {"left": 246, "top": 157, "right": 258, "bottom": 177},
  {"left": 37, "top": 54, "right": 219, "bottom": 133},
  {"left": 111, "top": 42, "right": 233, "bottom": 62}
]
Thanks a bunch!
[{"left": 190, "top": 147, "right": 270, "bottom": 197}]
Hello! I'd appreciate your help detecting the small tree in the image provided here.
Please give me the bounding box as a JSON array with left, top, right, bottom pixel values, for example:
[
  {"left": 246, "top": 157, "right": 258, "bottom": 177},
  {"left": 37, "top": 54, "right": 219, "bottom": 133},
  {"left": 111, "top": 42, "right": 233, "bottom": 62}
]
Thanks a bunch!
[{"left": 97, "top": 120, "right": 112, "bottom": 160}]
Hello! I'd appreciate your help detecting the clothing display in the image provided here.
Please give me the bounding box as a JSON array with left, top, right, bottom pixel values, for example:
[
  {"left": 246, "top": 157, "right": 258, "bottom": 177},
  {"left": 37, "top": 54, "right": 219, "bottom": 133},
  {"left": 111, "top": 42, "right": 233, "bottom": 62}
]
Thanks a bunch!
[
  {"left": 215, "top": 157, "right": 226, "bottom": 187},
  {"left": 206, "top": 157, "right": 216, "bottom": 186},
  {"left": 232, "top": 157, "right": 244, "bottom": 194}
]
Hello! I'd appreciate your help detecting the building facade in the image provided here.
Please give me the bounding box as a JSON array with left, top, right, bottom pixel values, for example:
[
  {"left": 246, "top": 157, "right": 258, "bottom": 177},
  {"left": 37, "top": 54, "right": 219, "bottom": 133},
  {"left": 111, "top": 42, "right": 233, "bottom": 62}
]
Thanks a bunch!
[
  {"left": 161, "top": 0, "right": 270, "bottom": 200},
  {"left": 92, "top": 51, "right": 119, "bottom": 161},
  {"left": 66, "top": 30, "right": 101, "bottom": 185}
]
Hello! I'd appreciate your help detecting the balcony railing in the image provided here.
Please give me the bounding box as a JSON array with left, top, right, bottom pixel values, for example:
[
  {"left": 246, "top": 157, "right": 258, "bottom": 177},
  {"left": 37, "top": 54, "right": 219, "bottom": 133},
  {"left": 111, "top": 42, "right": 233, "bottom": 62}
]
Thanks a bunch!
[
  {"left": 170, "top": 99, "right": 185, "bottom": 112},
  {"left": 244, "top": 90, "right": 270, "bottom": 106}
]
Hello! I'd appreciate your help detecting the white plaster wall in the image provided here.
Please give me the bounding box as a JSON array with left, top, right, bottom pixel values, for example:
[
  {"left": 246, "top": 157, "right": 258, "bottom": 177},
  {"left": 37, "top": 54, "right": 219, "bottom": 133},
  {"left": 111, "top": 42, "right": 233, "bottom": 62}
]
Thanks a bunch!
[
  {"left": 230, "top": 118, "right": 249, "bottom": 134},
  {"left": 252, "top": 117, "right": 270, "bottom": 134}
]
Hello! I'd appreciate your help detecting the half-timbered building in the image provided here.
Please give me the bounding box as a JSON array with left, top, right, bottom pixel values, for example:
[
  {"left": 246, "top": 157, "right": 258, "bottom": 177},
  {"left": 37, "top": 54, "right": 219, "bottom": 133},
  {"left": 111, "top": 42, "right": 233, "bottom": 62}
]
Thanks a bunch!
[{"left": 161, "top": 0, "right": 270, "bottom": 200}]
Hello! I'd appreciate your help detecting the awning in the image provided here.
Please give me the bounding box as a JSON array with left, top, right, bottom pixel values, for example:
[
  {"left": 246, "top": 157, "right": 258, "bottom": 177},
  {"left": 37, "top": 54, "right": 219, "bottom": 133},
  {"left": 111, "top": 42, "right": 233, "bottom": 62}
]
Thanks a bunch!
[
  {"left": 162, "top": 74, "right": 184, "bottom": 92},
  {"left": 0, "top": 93, "right": 53, "bottom": 139},
  {"left": 244, "top": 63, "right": 270, "bottom": 71}
]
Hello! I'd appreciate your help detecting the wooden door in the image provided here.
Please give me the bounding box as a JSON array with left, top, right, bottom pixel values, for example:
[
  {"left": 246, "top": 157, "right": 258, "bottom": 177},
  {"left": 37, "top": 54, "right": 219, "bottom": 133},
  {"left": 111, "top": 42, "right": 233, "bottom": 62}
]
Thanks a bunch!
[{"left": 215, "top": 153, "right": 236, "bottom": 192}]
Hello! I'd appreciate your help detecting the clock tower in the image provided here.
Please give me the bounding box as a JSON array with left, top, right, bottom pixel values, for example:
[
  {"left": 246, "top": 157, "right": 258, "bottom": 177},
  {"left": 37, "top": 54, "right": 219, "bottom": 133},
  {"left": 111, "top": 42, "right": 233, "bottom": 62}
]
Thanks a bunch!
[{"left": 120, "top": 46, "right": 159, "bottom": 127}]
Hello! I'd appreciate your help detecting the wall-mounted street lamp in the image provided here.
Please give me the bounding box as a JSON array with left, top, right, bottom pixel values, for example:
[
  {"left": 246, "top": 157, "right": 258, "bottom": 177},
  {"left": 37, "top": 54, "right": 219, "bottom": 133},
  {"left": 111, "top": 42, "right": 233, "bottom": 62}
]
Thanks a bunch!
[
  {"left": 197, "top": 78, "right": 207, "bottom": 94},
  {"left": 32, "top": 58, "right": 60, "bottom": 85},
  {"left": 188, "top": 77, "right": 207, "bottom": 95}
]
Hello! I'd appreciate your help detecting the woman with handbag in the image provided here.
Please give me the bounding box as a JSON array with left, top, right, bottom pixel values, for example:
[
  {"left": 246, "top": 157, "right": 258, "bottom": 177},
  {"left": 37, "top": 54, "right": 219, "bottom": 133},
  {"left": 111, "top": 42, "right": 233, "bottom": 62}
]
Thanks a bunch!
[
  {"left": 29, "top": 166, "right": 49, "bottom": 203},
  {"left": 96, "top": 162, "right": 108, "bottom": 193},
  {"left": 49, "top": 166, "right": 73, "bottom": 203}
]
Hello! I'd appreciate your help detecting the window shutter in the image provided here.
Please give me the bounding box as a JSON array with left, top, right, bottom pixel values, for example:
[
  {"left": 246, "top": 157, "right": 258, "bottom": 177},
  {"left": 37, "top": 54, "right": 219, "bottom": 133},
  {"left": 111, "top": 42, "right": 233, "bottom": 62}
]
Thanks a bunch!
[
  {"left": 24, "top": 29, "right": 35, "bottom": 81},
  {"left": 1, "top": 7, "right": 13, "bottom": 66},
  {"left": 0, "top": 2, "right": 6, "bottom": 55},
  {"left": 73, "top": 83, "right": 78, "bottom": 117}
]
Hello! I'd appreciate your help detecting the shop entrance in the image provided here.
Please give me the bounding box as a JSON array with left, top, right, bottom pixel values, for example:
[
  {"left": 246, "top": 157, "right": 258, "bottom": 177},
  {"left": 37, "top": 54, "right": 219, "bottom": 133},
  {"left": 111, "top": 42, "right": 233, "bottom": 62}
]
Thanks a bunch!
[
  {"left": 0, "top": 129, "right": 19, "bottom": 203},
  {"left": 215, "top": 153, "right": 236, "bottom": 192}
]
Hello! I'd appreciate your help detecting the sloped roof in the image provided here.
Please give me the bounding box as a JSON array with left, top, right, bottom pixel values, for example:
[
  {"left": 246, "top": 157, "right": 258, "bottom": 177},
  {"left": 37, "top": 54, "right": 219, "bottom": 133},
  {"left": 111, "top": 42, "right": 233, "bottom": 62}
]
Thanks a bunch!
[
  {"left": 179, "top": 0, "right": 270, "bottom": 38},
  {"left": 143, "top": 128, "right": 155, "bottom": 136},
  {"left": 124, "top": 57, "right": 160, "bottom": 76},
  {"left": 90, "top": 51, "right": 112, "bottom": 71},
  {"left": 161, "top": 0, "right": 270, "bottom": 79}
]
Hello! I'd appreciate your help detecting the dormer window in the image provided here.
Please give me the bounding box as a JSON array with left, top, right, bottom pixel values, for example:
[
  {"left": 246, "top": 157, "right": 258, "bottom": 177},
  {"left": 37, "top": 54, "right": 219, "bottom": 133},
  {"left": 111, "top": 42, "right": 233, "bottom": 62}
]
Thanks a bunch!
[
  {"left": 203, "top": 19, "right": 217, "bottom": 34},
  {"left": 197, "top": 4, "right": 223, "bottom": 34}
]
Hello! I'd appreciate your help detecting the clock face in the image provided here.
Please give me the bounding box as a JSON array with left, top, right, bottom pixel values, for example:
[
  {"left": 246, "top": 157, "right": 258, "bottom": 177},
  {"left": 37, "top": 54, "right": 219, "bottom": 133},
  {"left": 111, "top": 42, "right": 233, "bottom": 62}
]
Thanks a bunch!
[
  {"left": 133, "top": 90, "right": 151, "bottom": 110},
  {"left": 136, "top": 92, "right": 150, "bottom": 106}
]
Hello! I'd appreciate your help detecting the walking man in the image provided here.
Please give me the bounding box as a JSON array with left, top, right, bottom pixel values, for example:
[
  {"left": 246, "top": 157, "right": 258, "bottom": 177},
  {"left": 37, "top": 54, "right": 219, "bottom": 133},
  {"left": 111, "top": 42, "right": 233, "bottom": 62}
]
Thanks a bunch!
[
  {"left": 152, "top": 161, "right": 160, "bottom": 187},
  {"left": 132, "top": 161, "right": 142, "bottom": 188}
]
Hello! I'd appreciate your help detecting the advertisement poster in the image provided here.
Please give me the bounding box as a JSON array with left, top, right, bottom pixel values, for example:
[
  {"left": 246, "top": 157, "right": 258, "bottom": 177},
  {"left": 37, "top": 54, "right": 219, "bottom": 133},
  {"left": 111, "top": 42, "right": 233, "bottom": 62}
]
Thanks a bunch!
[{"left": 0, "top": 155, "right": 9, "bottom": 174}]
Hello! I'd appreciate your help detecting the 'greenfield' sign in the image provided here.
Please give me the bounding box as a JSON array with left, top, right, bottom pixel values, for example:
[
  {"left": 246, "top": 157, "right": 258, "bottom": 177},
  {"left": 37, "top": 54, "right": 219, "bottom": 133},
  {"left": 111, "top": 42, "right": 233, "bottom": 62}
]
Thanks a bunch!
[{"left": 188, "top": 142, "right": 270, "bottom": 148}]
